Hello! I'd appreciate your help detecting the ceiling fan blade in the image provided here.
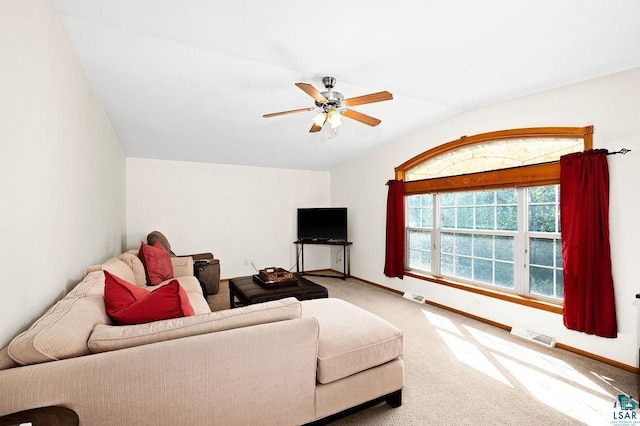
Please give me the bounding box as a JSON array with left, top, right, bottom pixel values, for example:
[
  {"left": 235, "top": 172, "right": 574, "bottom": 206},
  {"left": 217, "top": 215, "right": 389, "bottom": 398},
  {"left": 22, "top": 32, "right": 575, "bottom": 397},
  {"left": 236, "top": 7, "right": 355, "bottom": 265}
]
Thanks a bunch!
[
  {"left": 343, "top": 109, "right": 382, "bottom": 127},
  {"left": 295, "top": 83, "right": 329, "bottom": 103},
  {"left": 345, "top": 91, "right": 393, "bottom": 107},
  {"left": 263, "top": 107, "right": 314, "bottom": 118}
]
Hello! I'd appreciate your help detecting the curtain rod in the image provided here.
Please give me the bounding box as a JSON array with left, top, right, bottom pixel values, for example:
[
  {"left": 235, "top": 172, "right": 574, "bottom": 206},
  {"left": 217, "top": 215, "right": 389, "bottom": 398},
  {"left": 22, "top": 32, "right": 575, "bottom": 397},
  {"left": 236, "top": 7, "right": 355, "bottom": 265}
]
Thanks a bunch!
[{"left": 608, "top": 148, "right": 631, "bottom": 155}]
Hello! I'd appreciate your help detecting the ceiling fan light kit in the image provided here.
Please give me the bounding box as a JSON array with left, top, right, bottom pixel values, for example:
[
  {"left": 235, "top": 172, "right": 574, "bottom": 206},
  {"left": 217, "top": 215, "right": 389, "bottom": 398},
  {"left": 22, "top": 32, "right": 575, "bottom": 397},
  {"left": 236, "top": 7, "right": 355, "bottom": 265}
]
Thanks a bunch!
[{"left": 264, "top": 76, "right": 393, "bottom": 133}]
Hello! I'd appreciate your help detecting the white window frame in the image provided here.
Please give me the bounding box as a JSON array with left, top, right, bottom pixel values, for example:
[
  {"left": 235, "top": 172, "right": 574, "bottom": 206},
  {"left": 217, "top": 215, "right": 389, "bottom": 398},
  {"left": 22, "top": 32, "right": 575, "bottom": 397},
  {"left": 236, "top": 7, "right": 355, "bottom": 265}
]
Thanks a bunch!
[{"left": 406, "top": 186, "right": 562, "bottom": 302}]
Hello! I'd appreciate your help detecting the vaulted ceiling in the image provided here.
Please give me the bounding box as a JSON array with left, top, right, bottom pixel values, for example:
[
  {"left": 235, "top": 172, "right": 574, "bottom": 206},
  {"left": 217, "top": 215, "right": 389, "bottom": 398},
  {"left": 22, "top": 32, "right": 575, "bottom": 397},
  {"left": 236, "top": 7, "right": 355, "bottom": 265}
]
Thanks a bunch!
[{"left": 51, "top": 0, "right": 640, "bottom": 171}]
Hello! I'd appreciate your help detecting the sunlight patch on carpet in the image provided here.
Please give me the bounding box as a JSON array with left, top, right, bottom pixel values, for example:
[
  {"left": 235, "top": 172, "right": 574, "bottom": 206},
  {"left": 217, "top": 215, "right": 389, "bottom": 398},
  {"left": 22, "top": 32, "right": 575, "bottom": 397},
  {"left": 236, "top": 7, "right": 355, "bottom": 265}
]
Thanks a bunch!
[
  {"left": 463, "top": 325, "right": 611, "bottom": 398},
  {"left": 436, "top": 329, "right": 512, "bottom": 386},
  {"left": 495, "top": 354, "right": 611, "bottom": 424},
  {"left": 422, "top": 310, "right": 464, "bottom": 336}
]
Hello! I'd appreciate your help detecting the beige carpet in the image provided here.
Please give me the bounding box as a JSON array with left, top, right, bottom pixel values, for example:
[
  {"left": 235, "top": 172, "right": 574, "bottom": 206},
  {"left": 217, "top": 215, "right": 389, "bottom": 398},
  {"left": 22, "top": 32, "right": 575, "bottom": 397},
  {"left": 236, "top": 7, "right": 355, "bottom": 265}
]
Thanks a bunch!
[{"left": 208, "top": 276, "right": 638, "bottom": 425}]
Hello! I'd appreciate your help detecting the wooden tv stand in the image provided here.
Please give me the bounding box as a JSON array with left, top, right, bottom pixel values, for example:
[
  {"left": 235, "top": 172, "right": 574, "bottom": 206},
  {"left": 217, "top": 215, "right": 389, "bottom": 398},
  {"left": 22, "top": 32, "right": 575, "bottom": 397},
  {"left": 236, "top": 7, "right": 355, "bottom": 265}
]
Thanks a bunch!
[{"left": 294, "top": 240, "right": 352, "bottom": 280}]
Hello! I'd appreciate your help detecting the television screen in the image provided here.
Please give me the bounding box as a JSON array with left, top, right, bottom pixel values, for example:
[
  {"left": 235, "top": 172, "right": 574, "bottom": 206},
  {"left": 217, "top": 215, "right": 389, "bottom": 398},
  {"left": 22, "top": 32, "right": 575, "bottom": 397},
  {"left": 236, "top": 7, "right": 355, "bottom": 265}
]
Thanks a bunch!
[{"left": 297, "top": 208, "right": 347, "bottom": 242}]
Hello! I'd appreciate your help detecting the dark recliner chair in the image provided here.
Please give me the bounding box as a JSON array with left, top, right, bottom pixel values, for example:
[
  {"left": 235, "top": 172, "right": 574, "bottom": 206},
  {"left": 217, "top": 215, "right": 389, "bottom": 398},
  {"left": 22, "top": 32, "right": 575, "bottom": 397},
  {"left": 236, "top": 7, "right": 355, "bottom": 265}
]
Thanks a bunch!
[{"left": 146, "top": 231, "right": 221, "bottom": 296}]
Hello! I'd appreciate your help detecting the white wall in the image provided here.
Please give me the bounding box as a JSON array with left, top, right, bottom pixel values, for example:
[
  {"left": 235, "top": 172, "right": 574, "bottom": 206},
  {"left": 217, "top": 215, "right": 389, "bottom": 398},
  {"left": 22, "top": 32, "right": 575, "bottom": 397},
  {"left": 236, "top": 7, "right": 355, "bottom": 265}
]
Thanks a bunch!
[
  {"left": 331, "top": 68, "right": 640, "bottom": 367},
  {"left": 0, "top": 1, "right": 126, "bottom": 347},
  {"left": 126, "top": 158, "right": 330, "bottom": 279}
]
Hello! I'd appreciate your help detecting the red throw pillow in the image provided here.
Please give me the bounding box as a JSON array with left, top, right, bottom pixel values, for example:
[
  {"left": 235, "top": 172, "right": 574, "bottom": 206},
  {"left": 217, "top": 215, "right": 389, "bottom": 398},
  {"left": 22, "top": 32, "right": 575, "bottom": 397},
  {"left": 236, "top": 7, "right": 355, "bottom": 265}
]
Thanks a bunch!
[
  {"left": 104, "top": 270, "right": 194, "bottom": 325},
  {"left": 138, "top": 241, "right": 174, "bottom": 285}
]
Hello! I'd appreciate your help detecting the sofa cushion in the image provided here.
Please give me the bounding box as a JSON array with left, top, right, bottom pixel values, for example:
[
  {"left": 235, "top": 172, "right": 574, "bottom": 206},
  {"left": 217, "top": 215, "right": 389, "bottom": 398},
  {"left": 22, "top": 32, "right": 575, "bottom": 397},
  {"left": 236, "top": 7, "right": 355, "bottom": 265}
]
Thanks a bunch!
[
  {"left": 8, "top": 296, "right": 110, "bottom": 365},
  {"left": 301, "top": 298, "right": 404, "bottom": 384},
  {"left": 138, "top": 241, "right": 173, "bottom": 285},
  {"left": 101, "top": 257, "right": 138, "bottom": 285},
  {"left": 153, "top": 277, "right": 211, "bottom": 315},
  {"left": 170, "top": 256, "right": 194, "bottom": 278},
  {"left": 117, "top": 250, "right": 147, "bottom": 287},
  {"left": 88, "top": 297, "right": 302, "bottom": 353},
  {"left": 104, "top": 271, "right": 193, "bottom": 325}
]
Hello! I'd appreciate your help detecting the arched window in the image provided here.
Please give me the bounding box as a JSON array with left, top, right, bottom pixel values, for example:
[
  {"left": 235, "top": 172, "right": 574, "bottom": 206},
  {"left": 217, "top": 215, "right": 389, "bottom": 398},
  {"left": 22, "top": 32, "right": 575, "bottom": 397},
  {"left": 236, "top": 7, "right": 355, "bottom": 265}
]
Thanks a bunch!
[{"left": 396, "top": 126, "right": 592, "bottom": 311}]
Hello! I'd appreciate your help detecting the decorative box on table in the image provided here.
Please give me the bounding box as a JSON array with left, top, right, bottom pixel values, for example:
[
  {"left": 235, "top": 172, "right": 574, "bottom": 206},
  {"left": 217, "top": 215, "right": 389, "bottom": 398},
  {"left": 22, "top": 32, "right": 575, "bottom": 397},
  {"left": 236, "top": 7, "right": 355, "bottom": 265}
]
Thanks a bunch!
[{"left": 252, "top": 267, "right": 297, "bottom": 288}]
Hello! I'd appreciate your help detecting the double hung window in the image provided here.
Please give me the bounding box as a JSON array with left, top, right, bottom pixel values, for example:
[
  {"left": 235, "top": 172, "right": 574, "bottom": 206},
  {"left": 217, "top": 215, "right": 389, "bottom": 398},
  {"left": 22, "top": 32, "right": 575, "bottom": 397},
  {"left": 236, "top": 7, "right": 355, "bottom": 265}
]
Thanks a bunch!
[{"left": 397, "top": 127, "right": 592, "bottom": 305}]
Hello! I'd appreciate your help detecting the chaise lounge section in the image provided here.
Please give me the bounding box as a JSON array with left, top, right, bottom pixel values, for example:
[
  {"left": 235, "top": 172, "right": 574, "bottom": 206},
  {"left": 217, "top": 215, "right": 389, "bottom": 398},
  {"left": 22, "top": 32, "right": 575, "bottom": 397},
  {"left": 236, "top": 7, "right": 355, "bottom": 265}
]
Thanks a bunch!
[{"left": 0, "top": 249, "right": 404, "bottom": 425}]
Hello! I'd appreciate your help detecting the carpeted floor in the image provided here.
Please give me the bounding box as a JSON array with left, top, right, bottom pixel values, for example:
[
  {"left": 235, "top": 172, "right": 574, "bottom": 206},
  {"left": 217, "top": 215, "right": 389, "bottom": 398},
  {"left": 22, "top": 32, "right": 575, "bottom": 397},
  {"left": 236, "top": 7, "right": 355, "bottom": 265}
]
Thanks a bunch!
[{"left": 208, "top": 276, "right": 638, "bottom": 425}]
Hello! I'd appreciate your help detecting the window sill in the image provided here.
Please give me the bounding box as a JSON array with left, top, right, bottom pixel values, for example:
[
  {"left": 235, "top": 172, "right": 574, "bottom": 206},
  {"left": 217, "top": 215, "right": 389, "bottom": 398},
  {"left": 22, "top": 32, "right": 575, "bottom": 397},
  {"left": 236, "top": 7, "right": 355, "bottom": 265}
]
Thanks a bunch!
[{"left": 404, "top": 270, "right": 563, "bottom": 315}]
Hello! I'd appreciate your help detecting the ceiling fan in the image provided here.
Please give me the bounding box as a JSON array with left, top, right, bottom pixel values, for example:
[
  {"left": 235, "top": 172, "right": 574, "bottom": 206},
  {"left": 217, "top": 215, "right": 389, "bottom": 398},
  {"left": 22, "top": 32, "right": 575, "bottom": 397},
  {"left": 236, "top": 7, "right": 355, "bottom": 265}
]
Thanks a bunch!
[{"left": 263, "top": 76, "right": 393, "bottom": 133}]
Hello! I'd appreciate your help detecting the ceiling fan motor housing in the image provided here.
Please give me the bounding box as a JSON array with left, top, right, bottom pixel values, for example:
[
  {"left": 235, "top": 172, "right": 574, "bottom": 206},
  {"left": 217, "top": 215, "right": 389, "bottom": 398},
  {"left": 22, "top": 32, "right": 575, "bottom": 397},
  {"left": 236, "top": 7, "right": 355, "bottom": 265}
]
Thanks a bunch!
[
  {"left": 322, "top": 76, "right": 336, "bottom": 89},
  {"left": 316, "top": 91, "right": 345, "bottom": 110},
  {"left": 314, "top": 76, "right": 344, "bottom": 111}
]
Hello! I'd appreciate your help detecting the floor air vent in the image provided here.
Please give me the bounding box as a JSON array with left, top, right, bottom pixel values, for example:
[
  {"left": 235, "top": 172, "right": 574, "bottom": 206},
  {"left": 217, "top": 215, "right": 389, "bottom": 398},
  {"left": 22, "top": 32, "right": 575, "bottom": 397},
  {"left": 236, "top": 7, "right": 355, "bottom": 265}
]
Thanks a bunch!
[
  {"left": 510, "top": 325, "right": 556, "bottom": 348},
  {"left": 403, "top": 292, "right": 425, "bottom": 304}
]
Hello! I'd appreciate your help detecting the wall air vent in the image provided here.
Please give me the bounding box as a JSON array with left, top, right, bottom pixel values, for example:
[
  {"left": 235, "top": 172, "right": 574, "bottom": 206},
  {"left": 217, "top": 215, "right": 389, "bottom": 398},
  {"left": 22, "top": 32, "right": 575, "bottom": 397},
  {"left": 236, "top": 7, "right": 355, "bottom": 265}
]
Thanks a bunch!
[
  {"left": 403, "top": 292, "right": 425, "bottom": 304},
  {"left": 510, "top": 325, "right": 556, "bottom": 348}
]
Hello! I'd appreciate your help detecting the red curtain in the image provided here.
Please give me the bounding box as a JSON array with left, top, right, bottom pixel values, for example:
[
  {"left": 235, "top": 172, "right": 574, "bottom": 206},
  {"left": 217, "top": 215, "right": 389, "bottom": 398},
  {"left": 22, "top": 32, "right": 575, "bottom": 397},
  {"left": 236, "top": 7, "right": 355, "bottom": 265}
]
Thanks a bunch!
[
  {"left": 384, "top": 180, "right": 405, "bottom": 279},
  {"left": 560, "top": 149, "right": 617, "bottom": 338}
]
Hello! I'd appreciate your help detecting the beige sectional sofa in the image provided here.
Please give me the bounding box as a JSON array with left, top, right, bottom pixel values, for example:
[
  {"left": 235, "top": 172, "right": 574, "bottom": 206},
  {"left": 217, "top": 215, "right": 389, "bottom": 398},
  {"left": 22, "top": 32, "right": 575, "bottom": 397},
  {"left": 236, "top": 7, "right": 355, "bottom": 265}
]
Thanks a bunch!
[{"left": 0, "top": 251, "right": 404, "bottom": 425}]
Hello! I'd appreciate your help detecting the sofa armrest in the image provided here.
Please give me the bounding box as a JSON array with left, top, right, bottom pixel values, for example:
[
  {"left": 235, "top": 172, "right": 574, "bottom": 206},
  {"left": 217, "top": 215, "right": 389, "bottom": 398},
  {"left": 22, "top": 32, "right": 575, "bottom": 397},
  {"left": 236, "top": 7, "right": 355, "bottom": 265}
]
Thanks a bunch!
[
  {"left": 0, "top": 318, "right": 319, "bottom": 425},
  {"left": 170, "top": 256, "right": 194, "bottom": 277},
  {"left": 187, "top": 252, "right": 215, "bottom": 262}
]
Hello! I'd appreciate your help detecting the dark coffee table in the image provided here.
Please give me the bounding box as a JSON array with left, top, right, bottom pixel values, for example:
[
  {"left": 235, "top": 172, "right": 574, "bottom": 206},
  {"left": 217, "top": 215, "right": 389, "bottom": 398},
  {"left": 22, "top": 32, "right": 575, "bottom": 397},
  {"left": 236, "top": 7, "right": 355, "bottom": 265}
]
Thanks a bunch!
[{"left": 229, "top": 274, "right": 328, "bottom": 308}]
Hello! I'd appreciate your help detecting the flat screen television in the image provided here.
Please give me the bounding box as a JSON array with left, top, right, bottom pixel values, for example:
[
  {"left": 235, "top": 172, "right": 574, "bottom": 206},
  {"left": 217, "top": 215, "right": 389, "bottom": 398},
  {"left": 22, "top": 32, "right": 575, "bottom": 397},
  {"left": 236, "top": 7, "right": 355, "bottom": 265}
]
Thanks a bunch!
[{"left": 297, "top": 208, "right": 347, "bottom": 242}]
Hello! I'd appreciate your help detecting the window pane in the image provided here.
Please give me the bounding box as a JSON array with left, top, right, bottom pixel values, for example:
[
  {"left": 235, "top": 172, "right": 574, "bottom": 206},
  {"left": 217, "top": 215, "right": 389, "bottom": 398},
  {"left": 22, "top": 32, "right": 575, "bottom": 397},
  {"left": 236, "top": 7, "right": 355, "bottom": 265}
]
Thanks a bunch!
[
  {"left": 407, "top": 230, "right": 431, "bottom": 271},
  {"left": 457, "top": 192, "right": 474, "bottom": 206},
  {"left": 476, "top": 191, "right": 495, "bottom": 205},
  {"left": 530, "top": 266, "right": 554, "bottom": 297},
  {"left": 556, "top": 270, "right": 564, "bottom": 298},
  {"left": 474, "top": 235, "right": 493, "bottom": 258},
  {"left": 441, "top": 254, "right": 454, "bottom": 275},
  {"left": 497, "top": 189, "right": 517, "bottom": 204},
  {"left": 496, "top": 206, "right": 517, "bottom": 231},
  {"left": 474, "top": 259, "right": 494, "bottom": 284},
  {"left": 455, "top": 234, "right": 472, "bottom": 256},
  {"left": 455, "top": 256, "right": 472, "bottom": 279},
  {"left": 407, "top": 195, "right": 433, "bottom": 228},
  {"left": 409, "top": 250, "right": 420, "bottom": 268},
  {"left": 408, "top": 250, "right": 432, "bottom": 271},
  {"left": 457, "top": 207, "right": 473, "bottom": 229},
  {"left": 423, "top": 208, "right": 433, "bottom": 228},
  {"left": 529, "top": 185, "right": 557, "bottom": 203},
  {"left": 530, "top": 238, "right": 554, "bottom": 267},
  {"left": 408, "top": 230, "right": 429, "bottom": 248},
  {"left": 495, "top": 262, "right": 514, "bottom": 288},
  {"left": 441, "top": 193, "right": 455, "bottom": 207},
  {"left": 441, "top": 232, "right": 454, "bottom": 253},
  {"left": 528, "top": 236, "right": 562, "bottom": 300},
  {"left": 476, "top": 206, "right": 494, "bottom": 230},
  {"left": 495, "top": 236, "right": 514, "bottom": 261},
  {"left": 407, "top": 208, "right": 421, "bottom": 228},
  {"left": 407, "top": 195, "right": 422, "bottom": 208},
  {"left": 441, "top": 208, "right": 455, "bottom": 228},
  {"left": 529, "top": 205, "right": 557, "bottom": 232},
  {"left": 528, "top": 185, "right": 559, "bottom": 233}
]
